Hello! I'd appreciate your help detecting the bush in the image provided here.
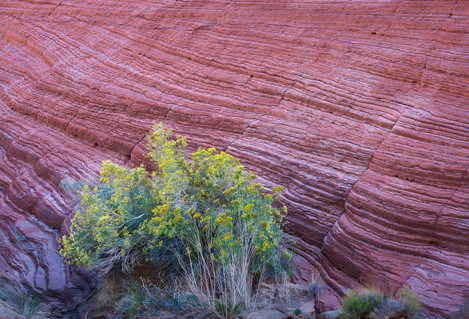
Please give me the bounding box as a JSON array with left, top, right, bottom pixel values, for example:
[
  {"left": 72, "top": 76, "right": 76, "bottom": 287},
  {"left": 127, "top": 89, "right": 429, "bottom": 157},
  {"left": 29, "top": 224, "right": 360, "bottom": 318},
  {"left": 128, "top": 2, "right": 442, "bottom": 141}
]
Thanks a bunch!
[
  {"left": 339, "top": 287, "right": 423, "bottom": 319},
  {"left": 15, "top": 294, "right": 44, "bottom": 318},
  {"left": 339, "top": 289, "right": 383, "bottom": 319},
  {"left": 111, "top": 278, "right": 199, "bottom": 319},
  {"left": 308, "top": 272, "right": 322, "bottom": 316},
  {"left": 397, "top": 285, "right": 421, "bottom": 314},
  {"left": 61, "top": 123, "right": 291, "bottom": 318}
]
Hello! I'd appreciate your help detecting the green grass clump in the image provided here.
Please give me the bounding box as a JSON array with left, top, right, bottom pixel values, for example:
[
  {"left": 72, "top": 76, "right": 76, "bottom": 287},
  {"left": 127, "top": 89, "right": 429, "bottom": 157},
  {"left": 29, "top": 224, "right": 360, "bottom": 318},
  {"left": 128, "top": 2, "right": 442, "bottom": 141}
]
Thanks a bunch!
[
  {"left": 111, "top": 279, "right": 198, "bottom": 319},
  {"left": 339, "top": 289, "right": 384, "bottom": 319},
  {"left": 339, "top": 286, "right": 423, "bottom": 319},
  {"left": 13, "top": 292, "right": 53, "bottom": 319},
  {"left": 397, "top": 285, "right": 421, "bottom": 314}
]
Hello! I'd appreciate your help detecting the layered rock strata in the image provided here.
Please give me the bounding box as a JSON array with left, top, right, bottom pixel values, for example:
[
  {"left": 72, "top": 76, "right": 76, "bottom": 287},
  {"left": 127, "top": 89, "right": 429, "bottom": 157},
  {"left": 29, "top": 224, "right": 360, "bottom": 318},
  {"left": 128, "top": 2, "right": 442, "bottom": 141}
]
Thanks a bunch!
[{"left": 0, "top": 0, "right": 468, "bottom": 317}]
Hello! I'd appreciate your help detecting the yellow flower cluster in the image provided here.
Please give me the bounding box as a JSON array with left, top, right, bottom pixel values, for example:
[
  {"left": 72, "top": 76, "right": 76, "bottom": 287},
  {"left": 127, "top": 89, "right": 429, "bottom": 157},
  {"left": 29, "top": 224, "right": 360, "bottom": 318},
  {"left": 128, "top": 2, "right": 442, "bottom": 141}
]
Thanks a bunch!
[{"left": 61, "top": 123, "right": 291, "bottom": 277}]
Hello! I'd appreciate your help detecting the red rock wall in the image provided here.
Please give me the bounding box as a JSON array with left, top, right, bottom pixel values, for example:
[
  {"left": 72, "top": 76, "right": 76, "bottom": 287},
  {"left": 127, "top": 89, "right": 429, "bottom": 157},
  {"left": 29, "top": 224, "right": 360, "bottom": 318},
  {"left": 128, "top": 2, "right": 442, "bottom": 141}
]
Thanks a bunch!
[{"left": 0, "top": 0, "right": 468, "bottom": 317}]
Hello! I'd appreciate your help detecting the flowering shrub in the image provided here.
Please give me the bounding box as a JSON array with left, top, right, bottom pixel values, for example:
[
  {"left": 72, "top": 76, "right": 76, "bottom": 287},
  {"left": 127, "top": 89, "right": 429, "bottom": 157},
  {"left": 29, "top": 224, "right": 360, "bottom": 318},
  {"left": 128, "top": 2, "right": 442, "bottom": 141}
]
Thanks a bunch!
[{"left": 61, "top": 123, "right": 291, "bottom": 318}]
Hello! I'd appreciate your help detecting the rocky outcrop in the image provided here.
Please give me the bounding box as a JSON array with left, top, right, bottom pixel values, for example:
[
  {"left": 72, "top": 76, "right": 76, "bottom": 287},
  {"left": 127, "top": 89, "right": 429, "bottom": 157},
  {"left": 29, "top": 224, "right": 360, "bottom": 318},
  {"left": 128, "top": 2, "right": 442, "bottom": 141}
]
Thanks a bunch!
[
  {"left": 0, "top": 106, "right": 114, "bottom": 306},
  {"left": 0, "top": 0, "right": 467, "bottom": 317}
]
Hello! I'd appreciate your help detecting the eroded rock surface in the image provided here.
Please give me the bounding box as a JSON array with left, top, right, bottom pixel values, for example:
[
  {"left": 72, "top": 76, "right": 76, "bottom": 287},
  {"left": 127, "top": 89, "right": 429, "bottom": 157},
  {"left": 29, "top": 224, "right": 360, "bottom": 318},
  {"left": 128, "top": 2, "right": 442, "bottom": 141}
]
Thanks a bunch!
[{"left": 0, "top": 0, "right": 468, "bottom": 317}]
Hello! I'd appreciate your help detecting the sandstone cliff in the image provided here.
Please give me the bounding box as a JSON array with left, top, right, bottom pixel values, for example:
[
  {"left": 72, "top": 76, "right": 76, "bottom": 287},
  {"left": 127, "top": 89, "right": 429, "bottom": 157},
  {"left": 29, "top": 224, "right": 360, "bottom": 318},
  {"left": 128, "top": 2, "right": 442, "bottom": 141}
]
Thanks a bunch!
[{"left": 0, "top": 1, "right": 468, "bottom": 317}]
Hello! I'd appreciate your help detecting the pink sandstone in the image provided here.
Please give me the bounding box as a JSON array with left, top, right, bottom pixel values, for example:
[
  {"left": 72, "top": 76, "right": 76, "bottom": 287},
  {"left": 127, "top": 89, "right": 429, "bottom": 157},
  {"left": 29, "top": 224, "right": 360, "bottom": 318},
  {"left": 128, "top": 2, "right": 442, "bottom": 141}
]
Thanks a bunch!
[{"left": 0, "top": 1, "right": 468, "bottom": 317}]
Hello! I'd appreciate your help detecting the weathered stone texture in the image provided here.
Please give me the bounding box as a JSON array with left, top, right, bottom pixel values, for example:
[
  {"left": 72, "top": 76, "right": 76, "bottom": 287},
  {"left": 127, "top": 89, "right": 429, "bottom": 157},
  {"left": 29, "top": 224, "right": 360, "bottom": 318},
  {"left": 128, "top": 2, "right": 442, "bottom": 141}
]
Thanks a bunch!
[{"left": 0, "top": 1, "right": 468, "bottom": 317}]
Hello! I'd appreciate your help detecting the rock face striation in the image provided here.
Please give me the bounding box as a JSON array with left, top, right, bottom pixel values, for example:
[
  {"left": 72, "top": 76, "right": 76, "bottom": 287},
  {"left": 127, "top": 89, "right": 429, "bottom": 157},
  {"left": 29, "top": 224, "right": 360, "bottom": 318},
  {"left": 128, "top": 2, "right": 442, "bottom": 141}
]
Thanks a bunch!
[{"left": 0, "top": 0, "right": 468, "bottom": 317}]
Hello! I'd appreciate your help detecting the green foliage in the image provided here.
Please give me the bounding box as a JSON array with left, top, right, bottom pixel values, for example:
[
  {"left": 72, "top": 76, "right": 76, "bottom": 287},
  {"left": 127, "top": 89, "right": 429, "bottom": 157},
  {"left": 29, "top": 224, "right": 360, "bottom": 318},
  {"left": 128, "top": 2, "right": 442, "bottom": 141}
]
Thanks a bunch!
[
  {"left": 339, "top": 289, "right": 384, "bottom": 319},
  {"left": 118, "top": 281, "right": 145, "bottom": 319},
  {"left": 60, "top": 161, "right": 156, "bottom": 273},
  {"left": 112, "top": 279, "right": 198, "bottom": 319},
  {"left": 0, "top": 278, "right": 51, "bottom": 319},
  {"left": 141, "top": 284, "right": 197, "bottom": 315},
  {"left": 339, "top": 286, "right": 423, "bottom": 319},
  {"left": 215, "top": 298, "right": 243, "bottom": 319},
  {"left": 61, "top": 123, "right": 291, "bottom": 317},
  {"left": 308, "top": 272, "right": 322, "bottom": 316},
  {"left": 397, "top": 285, "right": 421, "bottom": 314},
  {"left": 293, "top": 308, "right": 302, "bottom": 315},
  {"left": 16, "top": 294, "right": 42, "bottom": 318},
  {"left": 14, "top": 293, "right": 51, "bottom": 319}
]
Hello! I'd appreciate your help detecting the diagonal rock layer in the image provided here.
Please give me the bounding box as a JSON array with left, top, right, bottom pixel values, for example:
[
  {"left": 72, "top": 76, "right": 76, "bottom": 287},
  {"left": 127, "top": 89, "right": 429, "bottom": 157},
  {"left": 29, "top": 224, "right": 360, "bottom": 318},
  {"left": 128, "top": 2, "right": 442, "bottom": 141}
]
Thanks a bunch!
[{"left": 0, "top": 1, "right": 468, "bottom": 317}]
